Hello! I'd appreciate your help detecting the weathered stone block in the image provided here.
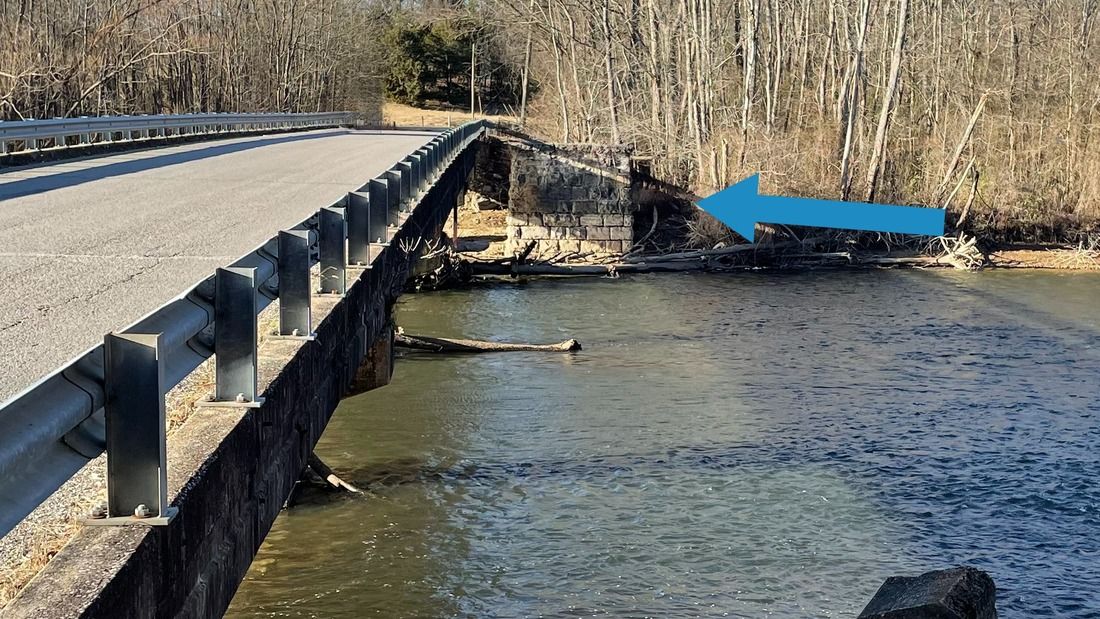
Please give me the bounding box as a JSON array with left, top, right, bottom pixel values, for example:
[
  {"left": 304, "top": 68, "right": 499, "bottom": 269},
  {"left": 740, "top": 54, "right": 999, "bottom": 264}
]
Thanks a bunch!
[
  {"left": 506, "top": 213, "right": 527, "bottom": 226},
  {"left": 858, "top": 567, "right": 997, "bottom": 619},
  {"left": 603, "top": 213, "right": 624, "bottom": 226},
  {"left": 586, "top": 227, "right": 611, "bottom": 240},
  {"left": 571, "top": 200, "right": 597, "bottom": 214},
  {"left": 525, "top": 225, "right": 550, "bottom": 238},
  {"left": 609, "top": 226, "right": 632, "bottom": 241},
  {"left": 578, "top": 240, "right": 609, "bottom": 254},
  {"left": 544, "top": 184, "right": 572, "bottom": 200},
  {"left": 557, "top": 240, "right": 582, "bottom": 254},
  {"left": 540, "top": 240, "right": 560, "bottom": 253},
  {"left": 579, "top": 214, "right": 604, "bottom": 227},
  {"left": 544, "top": 213, "right": 578, "bottom": 226},
  {"left": 510, "top": 184, "right": 539, "bottom": 212}
]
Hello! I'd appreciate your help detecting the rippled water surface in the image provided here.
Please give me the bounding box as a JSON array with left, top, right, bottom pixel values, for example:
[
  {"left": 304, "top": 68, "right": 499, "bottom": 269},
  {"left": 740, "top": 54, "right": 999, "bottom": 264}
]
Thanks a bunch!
[{"left": 227, "top": 270, "right": 1100, "bottom": 618}]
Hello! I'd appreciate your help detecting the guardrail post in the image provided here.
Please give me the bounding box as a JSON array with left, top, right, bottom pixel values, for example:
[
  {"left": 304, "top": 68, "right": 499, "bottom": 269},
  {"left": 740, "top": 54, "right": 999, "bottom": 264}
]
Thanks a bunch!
[
  {"left": 398, "top": 160, "right": 414, "bottom": 205},
  {"left": 200, "top": 267, "right": 263, "bottom": 407},
  {"left": 88, "top": 332, "right": 177, "bottom": 526},
  {"left": 409, "top": 156, "right": 421, "bottom": 197},
  {"left": 276, "top": 230, "right": 314, "bottom": 339},
  {"left": 368, "top": 179, "right": 390, "bottom": 247},
  {"left": 347, "top": 192, "right": 371, "bottom": 265},
  {"left": 385, "top": 170, "right": 403, "bottom": 227},
  {"left": 319, "top": 206, "right": 347, "bottom": 295},
  {"left": 415, "top": 149, "right": 429, "bottom": 191}
]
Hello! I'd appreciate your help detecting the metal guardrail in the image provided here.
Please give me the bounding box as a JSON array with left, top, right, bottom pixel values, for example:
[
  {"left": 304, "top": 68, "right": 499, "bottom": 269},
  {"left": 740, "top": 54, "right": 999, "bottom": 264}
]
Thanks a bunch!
[
  {"left": 0, "top": 120, "right": 487, "bottom": 534},
  {"left": 0, "top": 111, "right": 356, "bottom": 155}
]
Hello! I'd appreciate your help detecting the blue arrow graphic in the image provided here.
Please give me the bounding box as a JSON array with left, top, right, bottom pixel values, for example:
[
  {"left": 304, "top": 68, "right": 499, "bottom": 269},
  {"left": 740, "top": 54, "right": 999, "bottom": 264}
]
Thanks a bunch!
[{"left": 697, "top": 174, "right": 945, "bottom": 242}]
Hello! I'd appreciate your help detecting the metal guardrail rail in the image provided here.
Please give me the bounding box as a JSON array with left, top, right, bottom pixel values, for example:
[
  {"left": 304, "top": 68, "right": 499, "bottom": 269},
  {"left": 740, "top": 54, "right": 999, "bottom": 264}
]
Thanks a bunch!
[
  {"left": 0, "top": 111, "right": 356, "bottom": 155},
  {"left": 0, "top": 119, "right": 486, "bottom": 534}
]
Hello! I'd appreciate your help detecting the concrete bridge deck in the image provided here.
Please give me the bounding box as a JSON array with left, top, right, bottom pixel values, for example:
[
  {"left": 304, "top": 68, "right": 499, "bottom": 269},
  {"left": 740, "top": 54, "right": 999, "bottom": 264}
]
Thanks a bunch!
[{"left": 0, "top": 128, "right": 435, "bottom": 402}]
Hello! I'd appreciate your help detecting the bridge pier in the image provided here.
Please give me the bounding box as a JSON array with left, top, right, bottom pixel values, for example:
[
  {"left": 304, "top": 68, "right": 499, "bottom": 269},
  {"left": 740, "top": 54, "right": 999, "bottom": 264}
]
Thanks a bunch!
[
  {"left": 466, "top": 133, "right": 639, "bottom": 260},
  {"left": 348, "top": 318, "right": 394, "bottom": 397}
]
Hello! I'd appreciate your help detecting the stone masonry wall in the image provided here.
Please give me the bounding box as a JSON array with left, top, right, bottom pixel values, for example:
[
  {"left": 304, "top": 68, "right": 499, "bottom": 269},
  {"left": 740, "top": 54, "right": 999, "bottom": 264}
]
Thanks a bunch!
[{"left": 503, "top": 142, "right": 634, "bottom": 258}]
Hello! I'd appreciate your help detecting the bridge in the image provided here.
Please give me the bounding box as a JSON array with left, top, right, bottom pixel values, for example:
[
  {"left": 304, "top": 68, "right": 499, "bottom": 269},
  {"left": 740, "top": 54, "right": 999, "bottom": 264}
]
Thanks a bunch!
[{"left": 0, "top": 112, "right": 485, "bottom": 618}]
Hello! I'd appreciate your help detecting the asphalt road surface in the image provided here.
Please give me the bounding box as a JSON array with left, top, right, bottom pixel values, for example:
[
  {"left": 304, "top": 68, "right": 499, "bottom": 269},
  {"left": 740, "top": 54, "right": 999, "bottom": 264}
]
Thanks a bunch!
[{"left": 0, "top": 128, "right": 436, "bottom": 402}]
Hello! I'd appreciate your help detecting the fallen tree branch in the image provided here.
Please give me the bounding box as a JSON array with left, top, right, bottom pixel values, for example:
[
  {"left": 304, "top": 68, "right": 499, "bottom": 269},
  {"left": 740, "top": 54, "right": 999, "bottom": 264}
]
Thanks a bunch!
[
  {"left": 307, "top": 454, "right": 363, "bottom": 494},
  {"left": 469, "top": 260, "right": 740, "bottom": 276},
  {"left": 395, "top": 331, "right": 581, "bottom": 352},
  {"left": 621, "top": 239, "right": 813, "bottom": 264},
  {"left": 515, "top": 240, "right": 537, "bottom": 264},
  {"left": 620, "top": 242, "right": 760, "bottom": 263}
]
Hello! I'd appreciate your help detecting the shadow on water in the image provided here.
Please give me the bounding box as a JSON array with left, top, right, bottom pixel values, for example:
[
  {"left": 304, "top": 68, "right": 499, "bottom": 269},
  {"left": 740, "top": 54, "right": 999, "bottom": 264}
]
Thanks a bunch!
[
  {"left": 0, "top": 130, "right": 351, "bottom": 200},
  {"left": 293, "top": 443, "right": 767, "bottom": 505}
]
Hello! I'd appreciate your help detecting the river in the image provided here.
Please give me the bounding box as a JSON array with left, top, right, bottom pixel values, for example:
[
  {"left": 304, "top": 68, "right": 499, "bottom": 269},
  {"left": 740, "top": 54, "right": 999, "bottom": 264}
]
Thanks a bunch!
[{"left": 226, "top": 270, "right": 1100, "bottom": 618}]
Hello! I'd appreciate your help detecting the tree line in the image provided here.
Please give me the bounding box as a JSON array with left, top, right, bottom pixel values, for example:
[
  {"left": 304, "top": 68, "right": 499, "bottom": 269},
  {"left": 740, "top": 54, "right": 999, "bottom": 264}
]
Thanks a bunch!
[
  {"left": 486, "top": 0, "right": 1100, "bottom": 242},
  {"left": 0, "top": 0, "right": 519, "bottom": 122},
  {"left": 0, "top": 0, "right": 384, "bottom": 120}
]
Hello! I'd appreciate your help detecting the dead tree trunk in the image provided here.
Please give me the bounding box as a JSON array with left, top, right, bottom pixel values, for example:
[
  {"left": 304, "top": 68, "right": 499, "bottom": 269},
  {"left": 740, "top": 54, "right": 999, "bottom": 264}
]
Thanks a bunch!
[
  {"left": 395, "top": 332, "right": 582, "bottom": 353},
  {"left": 865, "top": 0, "right": 910, "bottom": 202},
  {"left": 839, "top": 0, "right": 871, "bottom": 201}
]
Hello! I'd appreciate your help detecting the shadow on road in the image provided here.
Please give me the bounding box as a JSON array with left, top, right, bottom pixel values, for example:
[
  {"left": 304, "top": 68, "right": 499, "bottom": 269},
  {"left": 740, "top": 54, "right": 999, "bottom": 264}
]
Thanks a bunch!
[{"left": 0, "top": 130, "right": 358, "bottom": 201}]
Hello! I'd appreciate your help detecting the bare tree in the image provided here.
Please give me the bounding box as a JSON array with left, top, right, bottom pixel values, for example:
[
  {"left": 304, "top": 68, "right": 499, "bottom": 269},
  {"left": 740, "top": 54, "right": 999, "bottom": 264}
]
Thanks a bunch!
[{"left": 865, "top": 0, "right": 908, "bottom": 202}]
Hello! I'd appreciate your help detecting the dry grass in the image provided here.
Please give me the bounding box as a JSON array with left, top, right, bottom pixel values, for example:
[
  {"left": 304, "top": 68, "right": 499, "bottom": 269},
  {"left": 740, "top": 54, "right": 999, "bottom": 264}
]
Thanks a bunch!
[
  {"left": 992, "top": 247, "right": 1100, "bottom": 270},
  {"left": 382, "top": 102, "right": 517, "bottom": 128}
]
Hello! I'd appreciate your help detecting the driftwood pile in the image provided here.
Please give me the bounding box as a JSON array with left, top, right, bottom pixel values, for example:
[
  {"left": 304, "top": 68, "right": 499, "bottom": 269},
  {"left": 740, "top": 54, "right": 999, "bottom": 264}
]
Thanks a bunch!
[{"left": 462, "top": 234, "right": 987, "bottom": 278}]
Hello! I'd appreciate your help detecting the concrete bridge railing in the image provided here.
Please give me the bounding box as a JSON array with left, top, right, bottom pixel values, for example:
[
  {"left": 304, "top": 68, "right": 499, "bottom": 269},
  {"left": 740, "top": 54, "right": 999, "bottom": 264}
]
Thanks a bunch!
[{"left": 0, "top": 120, "right": 486, "bottom": 537}]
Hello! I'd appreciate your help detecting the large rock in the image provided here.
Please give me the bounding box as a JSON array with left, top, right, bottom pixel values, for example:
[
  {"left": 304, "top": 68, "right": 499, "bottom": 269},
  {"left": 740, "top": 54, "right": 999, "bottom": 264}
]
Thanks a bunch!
[{"left": 858, "top": 567, "right": 997, "bottom": 619}]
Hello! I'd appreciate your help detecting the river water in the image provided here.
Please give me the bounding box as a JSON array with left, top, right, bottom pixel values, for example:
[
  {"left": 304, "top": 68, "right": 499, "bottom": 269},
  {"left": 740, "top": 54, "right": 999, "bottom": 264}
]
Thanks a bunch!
[{"left": 227, "top": 270, "right": 1100, "bottom": 618}]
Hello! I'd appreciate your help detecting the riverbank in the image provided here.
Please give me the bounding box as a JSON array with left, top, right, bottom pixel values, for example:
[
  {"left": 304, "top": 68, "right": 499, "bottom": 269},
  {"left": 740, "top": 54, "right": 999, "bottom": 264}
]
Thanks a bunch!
[{"left": 456, "top": 201, "right": 1100, "bottom": 273}]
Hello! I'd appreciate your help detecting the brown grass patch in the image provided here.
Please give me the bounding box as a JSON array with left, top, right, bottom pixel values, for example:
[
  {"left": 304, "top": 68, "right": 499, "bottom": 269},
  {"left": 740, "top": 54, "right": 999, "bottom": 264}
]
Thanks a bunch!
[{"left": 382, "top": 102, "right": 517, "bottom": 128}]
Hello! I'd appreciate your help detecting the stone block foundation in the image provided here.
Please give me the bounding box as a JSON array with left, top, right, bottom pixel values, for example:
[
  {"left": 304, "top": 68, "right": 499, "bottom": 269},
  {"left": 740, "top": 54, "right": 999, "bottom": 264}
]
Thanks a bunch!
[{"left": 472, "top": 135, "right": 636, "bottom": 259}]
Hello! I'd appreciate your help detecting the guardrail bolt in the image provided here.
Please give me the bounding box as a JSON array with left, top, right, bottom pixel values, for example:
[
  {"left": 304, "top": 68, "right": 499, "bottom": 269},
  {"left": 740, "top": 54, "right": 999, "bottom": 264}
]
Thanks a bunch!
[
  {"left": 89, "top": 502, "right": 107, "bottom": 519},
  {"left": 134, "top": 504, "right": 151, "bottom": 519}
]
